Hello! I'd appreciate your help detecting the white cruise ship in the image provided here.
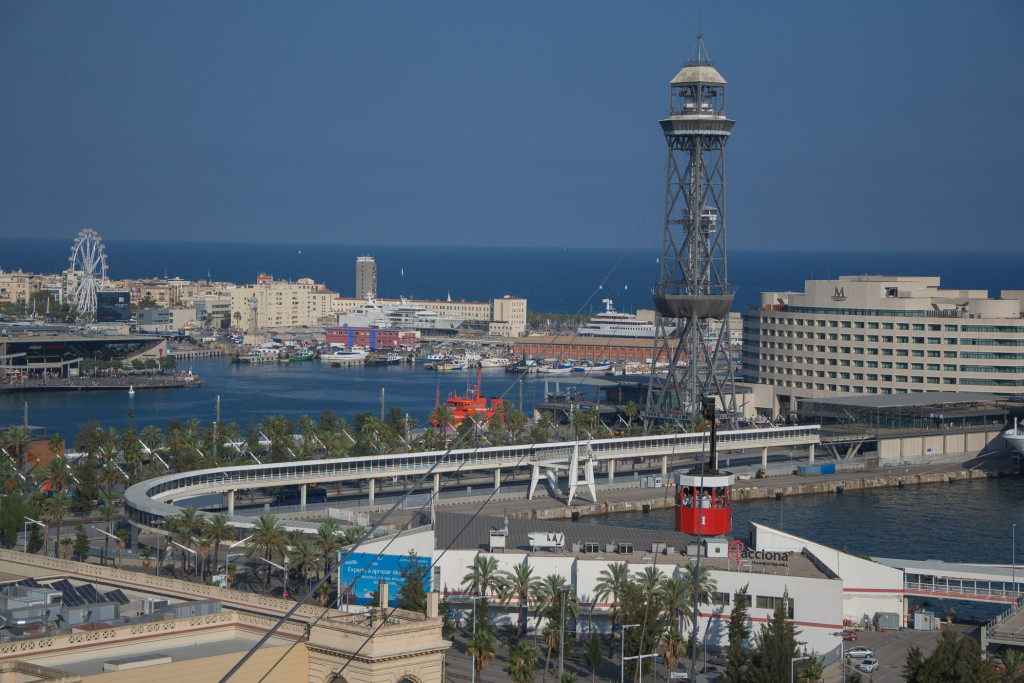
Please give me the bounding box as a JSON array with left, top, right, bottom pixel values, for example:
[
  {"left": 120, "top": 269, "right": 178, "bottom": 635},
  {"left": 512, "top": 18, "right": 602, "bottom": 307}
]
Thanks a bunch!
[
  {"left": 335, "top": 296, "right": 463, "bottom": 334},
  {"left": 1006, "top": 419, "right": 1024, "bottom": 457},
  {"left": 578, "top": 299, "right": 669, "bottom": 338}
]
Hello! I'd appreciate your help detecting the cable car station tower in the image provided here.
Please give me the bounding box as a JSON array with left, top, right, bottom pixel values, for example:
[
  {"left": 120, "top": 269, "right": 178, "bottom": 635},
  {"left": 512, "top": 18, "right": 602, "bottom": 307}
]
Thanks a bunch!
[{"left": 646, "top": 33, "right": 738, "bottom": 425}]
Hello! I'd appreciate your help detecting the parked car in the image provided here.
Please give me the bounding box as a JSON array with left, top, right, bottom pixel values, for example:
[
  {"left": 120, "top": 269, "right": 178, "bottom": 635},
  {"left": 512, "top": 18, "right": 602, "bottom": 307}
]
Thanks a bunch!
[
  {"left": 840, "top": 630, "right": 857, "bottom": 641},
  {"left": 846, "top": 646, "right": 875, "bottom": 659},
  {"left": 858, "top": 658, "right": 880, "bottom": 672}
]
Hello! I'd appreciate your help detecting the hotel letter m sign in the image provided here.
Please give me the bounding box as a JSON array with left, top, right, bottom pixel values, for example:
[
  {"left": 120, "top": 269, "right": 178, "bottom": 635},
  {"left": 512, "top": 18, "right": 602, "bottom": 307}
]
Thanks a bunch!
[{"left": 832, "top": 287, "right": 846, "bottom": 301}]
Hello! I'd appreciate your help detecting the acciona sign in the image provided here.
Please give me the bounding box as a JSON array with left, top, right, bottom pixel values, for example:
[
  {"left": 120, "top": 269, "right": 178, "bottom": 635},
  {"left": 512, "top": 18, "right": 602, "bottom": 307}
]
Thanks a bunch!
[{"left": 729, "top": 540, "right": 791, "bottom": 568}]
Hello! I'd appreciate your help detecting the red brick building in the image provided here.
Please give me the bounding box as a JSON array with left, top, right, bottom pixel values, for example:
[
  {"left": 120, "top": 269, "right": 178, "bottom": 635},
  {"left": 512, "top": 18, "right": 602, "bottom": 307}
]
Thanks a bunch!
[
  {"left": 513, "top": 335, "right": 677, "bottom": 364},
  {"left": 325, "top": 327, "right": 417, "bottom": 350}
]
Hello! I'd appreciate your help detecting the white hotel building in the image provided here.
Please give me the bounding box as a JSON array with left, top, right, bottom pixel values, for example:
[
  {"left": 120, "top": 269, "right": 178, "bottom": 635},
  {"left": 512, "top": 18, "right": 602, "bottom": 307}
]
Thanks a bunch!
[{"left": 741, "top": 276, "right": 1024, "bottom": 409}]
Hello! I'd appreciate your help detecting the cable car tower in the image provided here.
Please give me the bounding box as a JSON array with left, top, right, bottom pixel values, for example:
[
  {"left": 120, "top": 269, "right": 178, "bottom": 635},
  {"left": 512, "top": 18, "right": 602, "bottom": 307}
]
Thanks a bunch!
[{"left": 646, "top": 32, "right": 738, "bottom": 426}]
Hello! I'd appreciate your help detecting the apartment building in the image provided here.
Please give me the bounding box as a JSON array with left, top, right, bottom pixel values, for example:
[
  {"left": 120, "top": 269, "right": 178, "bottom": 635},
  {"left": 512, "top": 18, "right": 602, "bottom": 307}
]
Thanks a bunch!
[
  {"left": 230, "top": 274, "right": 335, "bottom": 329},
  {"left": 742, "top": 276, "right": 1024, "bottom": 403}
]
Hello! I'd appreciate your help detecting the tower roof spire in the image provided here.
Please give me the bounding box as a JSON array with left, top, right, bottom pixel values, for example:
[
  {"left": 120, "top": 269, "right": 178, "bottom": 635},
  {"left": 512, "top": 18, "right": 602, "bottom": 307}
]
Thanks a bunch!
[{"left": 672, "top": 28, "right": 726, "bottom": 85}]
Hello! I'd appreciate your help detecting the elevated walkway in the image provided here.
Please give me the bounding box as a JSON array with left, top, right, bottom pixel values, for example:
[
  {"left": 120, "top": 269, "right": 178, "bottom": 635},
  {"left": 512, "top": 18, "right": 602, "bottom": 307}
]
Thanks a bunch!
[
  {"left": 125, "top": 425, "right": 819, "bottom": 530},
  {"left": 874, "top": 557, "right": 1022, "bottom": 604}
]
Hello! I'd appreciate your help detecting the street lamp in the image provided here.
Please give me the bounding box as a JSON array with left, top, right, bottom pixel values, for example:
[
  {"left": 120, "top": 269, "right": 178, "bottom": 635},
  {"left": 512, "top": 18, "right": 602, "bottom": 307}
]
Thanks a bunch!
[
  {"left": 791, "top": 655, "right": 808, "bottom": 683},
  {"left": 259, "top": 557, "right": 289, "bottom": 599},
  {"left": 1013, "top": 524, "right": 1017, "bottom": 598},
  {"left": 464, "top": 595, "right": 488, "bottom": 683},
  {"left": 831, "top": 632, "right": 847, "bottom": 682},
  {"left": 621, "top": 623, "right": 639, "bottom": 683},
  {"left": 557, "top": 584, "right": 572, "bottom": 682},
  {"left": 23, "top": 516, "right": 45, "bottom": 554}
]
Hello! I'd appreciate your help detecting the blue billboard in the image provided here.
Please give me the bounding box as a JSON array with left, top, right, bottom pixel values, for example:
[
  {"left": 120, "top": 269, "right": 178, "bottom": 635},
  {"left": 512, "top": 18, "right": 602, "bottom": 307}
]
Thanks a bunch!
[{"left": 338, "top": 552, "right": 430, "bottom": 606}]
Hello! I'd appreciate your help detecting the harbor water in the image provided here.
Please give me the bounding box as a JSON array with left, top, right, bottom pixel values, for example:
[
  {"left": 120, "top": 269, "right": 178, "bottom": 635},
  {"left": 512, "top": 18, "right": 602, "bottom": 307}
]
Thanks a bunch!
[{"left": 0, "top": 357, "right": 548, "bottom": 437}]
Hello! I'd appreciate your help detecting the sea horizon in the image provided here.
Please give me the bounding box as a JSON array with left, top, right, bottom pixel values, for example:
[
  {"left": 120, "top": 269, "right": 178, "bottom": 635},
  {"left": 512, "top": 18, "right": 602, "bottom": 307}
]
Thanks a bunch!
[{"left": 1, "top": 237, "right": 1020, "bottom": 314}]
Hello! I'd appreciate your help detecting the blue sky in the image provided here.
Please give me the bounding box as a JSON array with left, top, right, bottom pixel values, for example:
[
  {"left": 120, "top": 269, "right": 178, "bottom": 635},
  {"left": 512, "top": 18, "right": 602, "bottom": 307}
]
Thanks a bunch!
[{"left": 1, "top": 2, "right": 1021, "bottom": 251}]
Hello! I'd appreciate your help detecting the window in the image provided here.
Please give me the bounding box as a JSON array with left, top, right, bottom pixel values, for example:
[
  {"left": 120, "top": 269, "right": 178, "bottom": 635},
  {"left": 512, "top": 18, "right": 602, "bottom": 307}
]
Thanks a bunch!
[
  {"left": 855, "top": 321, "right": 864, "bottom": 328},
  {"left": 912, "top": 350, "right": 924, "bottom": 357},
  {"left": 896, "top": 336, "right": 909, "bottom": 344},
  {"left": 867, "top": 335, "right": 879, "bottom": 342},
  {"left": 914, "top": 324, "right": 926, "bottom": 331},
  {"left": 927, "top": 377, "right": 940, "bottom": 384},
  {"left": 928, "top": 350, "right": 940, "bottom": 358},
  {"left": 733, "top": 593, "right": 750, "bottom": 608},
  {"left": 881, "top": 362, "right": 893, "bottom": 369},
  {"left": 897, "top": 349, "right": 909, "bottom": 357},
  {"left": 897, "top": 323, "right": 909, "bottom": 330},
  {"left": 883, "top": 323, "right": 894, "bottom": 329},
  {"left": 868, "top": 322, "right": 879, "bottom": 329},
  {"left": 945, "top": 338, "right": 958, "bottom": 345},
  {"left": 883, "top": 336, "right": 893, "bottom": 343},
  {"left": 754, "top": 596, "right": 794, "bottom": 617},
  {"left": 944, "top": 351, "right": 957, "bottom": 358},
  {"left": 912, "top": 337, "right": 924, "bottom": 344}
]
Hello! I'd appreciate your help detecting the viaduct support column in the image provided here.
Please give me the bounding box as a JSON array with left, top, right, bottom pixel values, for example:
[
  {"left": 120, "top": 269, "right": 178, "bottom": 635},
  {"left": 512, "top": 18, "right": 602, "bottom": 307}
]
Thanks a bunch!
[
  {"left": 494, "top": 468, "right": 501, "bottom": 492},
  {"left": 661, "top": 455, "right": 668, "bottom": 476},
  {"left": 368, "top": 479, "right": 375, "bottom": 506},
  {"left": 300, "top": 485, "right": 307, "bottom": 510},
  {"left": 808, "top": 444, "right": 815, "bottom": 463},
  {"left": 227, "top": 491, "right": 235, "bottom": 516},
  {"left": 608, "top": 459, "right": 615, "bottom": 484},
  {"left": 761, "top": 447, "right": 769, "bottom": 471},
  {"left": 433, "top": 473, "right": 440, "bottom": 495}
]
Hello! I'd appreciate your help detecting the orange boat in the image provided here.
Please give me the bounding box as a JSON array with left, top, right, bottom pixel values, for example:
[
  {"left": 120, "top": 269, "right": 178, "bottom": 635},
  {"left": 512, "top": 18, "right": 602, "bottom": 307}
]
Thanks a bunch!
[{"left": 433, "top": 368, "right": 503, "bottom": 428}]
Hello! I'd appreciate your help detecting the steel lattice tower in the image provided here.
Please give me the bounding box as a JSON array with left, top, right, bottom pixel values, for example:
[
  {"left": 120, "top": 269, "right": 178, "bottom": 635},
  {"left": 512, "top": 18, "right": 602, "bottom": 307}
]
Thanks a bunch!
[{"left": 646, "top": 34, "right": 738, "bottom": 425}]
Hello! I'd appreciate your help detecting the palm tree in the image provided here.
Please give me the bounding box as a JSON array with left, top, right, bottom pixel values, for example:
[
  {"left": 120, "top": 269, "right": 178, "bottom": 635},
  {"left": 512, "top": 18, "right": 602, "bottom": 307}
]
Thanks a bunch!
[
  {"left": 98, "top": 502, "right": 118, "bottom": 566},
  {"left": 594, "top": 562, "right": 631, "bottom": 656},
  {"left": 289, "top": 537, "right": 321, "bottom": 592},
  {"left": 679, "top": 562, "right": 717, "bottom": 645},
  {"left": 467, "top": 627, "right": 497, "bottom": 677},
  {"left": 139, "top": 546, "right": 155, "bottom": 574},
  {"left": 505, "top": 639, "right": 539, "bottom": 683},
  {"left": 204, "top": 514, "right": 236, "bottom": 576},
  {"left": 635, "top": 566, "right": 665, "bottom": 600},
  {"left": 534, "top": 575, "right": 579, "bottom": 675},
  {"left": 0, "top": 425, "right": 32, "bottom": 469},
  {"left": 661, "top": 629, "right": 685, "bottom": 670},
  {"left": 196, "top": 539, "right": 212, "bottom": 582},
  {"left": 315, "top": 519, "right": 342, "bottom": 576},
  {"left": 315, "top": 582, "right": 333, "bottom": 607},
  {"left": 245, "top": 514, "right": 286, "bottom": 595},
  {"left": 658, "top": 576, "right": 691, "bottom": 634},
  {"left": 115, "top": 529, "right": 130, "bottom": 569},
  {"left": 45, "top": 493, "right": 70, "bottom": 556},
  {"left": 499, "top": 561, "right": 542, "bottom": 638},
  {"left": 58, "top": 537, "right": 73, "bottom": 560},
  {"left": 462, "top": 555, "right": 502, "bottom": 598},
  {"left": 1000, "top": 647, "right": 1024, "bottom": 683},
  {"left": 430, "top": 405, "right": 455, "bottom": 439},
  {"left": 168, "top": 506, "right": 203, "bottom": 577}
]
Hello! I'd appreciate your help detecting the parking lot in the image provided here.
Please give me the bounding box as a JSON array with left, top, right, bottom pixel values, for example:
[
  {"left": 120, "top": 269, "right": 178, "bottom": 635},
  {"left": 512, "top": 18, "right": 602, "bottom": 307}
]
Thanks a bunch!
[{"left": 825, "top": 623, "right": 977, "bottom": 682}]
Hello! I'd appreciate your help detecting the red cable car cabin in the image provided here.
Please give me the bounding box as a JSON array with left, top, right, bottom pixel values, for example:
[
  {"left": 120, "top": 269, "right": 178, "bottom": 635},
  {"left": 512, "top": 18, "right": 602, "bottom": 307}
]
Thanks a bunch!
[{"left": 674, "top": 472, "right": 735, "bottom": 537}]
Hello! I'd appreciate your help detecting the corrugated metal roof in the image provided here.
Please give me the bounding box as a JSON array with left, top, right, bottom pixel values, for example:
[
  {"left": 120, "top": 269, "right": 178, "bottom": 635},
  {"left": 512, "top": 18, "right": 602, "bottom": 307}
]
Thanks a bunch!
[{"left": 671, "top": 64, "right": 726, "bottom": 85}]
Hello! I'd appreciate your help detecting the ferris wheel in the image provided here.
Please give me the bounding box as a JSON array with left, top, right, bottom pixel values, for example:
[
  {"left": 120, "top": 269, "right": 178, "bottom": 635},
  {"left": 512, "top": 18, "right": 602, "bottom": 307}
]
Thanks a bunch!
[{"left": 66, "top": 229, "right": 108, "bottom": 317}]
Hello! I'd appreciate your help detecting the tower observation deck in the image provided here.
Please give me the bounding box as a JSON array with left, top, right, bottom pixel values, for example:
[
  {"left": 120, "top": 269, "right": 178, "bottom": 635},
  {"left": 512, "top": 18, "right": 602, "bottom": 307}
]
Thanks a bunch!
[{"left": 646, "top": 33, "right": 738, "bottom": 425}]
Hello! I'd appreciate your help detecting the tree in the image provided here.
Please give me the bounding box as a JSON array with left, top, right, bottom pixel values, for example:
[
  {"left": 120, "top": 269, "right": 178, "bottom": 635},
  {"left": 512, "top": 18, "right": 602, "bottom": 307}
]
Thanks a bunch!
[
  {"left": 115, "top": 529, "right": 130, "bottom": 569},
  {"left": 725, "top": 584, "right": 752, "bottom": 682},
  {"left": 583, "top": 631, "right": 604, "bottom": 683},
  {"left": 0, "top": 425, "right": 32, "bottom": 468},
  {"left": 747, "top": 591, "right": 799, "bottom": 683},
  {"left": 288, "top": 538, "right": 321, "bottom": 592},
  {"left": 505, "top": 639, "right": 539, "bottom": 683},
  {"left": 139, "top": 546, "right": 155, "bottom": 573},
  {"left": 45, "top": 493, "right": 71, "bottom": 557},
  {"left": 618, "top": 579, "right": 667, "bottom": 682},
  {"left": 73, "top": 524, "right": 91, "bottom": 561},
  {"left": 395, "top": 551, "right": 430, "bottom": 614},
  {"left": 315, "top": 519, "right": 341, "bottom": 577},
  {"left": 658, "top": 576, "right": 691, "bottom": 635},
  {"left": 245, "top": 514, "right": 286, "bottom": 595},
  {"left": 902, "top": 628, "right": 997, "bottom": 682},
  {"left": 798, "top": 652, "right": 824, "bottom": 682},
  {"left": 594, "top": 562, "right": 631, "bottom": 656},
  {"left": 167, "top": 506, "right": 203, "bottom": 576},
  {"left": 98, "top": 502, "right": 118, "bottom": 565},
  {"left": 462, "top": 554, "right": 502, "bottom": 597},
  {"left": 534, "top": 575, "right": 579, "bottom": 676},
  {"left": 466, "top": 599, "right": 497, "bottom": 677},
  {"left": 0, "top": 495, "right": 35, "bottom": 547},
  {"left": 1000, "top": 647, "right": 1024, "bottom": 683},
  {"left": 59, "top": 537, "right": 73, "bottom": 559},
  {"left": 439, "top": 591, "right": 456, "bottom": 638},
  {"left": 196, "top": 538, "right": 212, "bottom": 582},
  {"left": 204, "top": 513, "right": 235, "bottom": 576},
  {"left": 662, "top": 629, "right": 685, "bottom": 670},
  {"left": 500, "top": 560, "right": 543, "bottom": 638}
]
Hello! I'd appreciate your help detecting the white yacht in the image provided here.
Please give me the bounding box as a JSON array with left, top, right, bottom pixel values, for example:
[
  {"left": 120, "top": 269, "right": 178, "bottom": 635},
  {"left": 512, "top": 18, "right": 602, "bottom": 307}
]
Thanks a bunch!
[
  {"left": 578, "top": 299, "right": 671, "bottom": 338},
  {"left": 1006, "top": 418, "right": 1024, "bottom": 457}
]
